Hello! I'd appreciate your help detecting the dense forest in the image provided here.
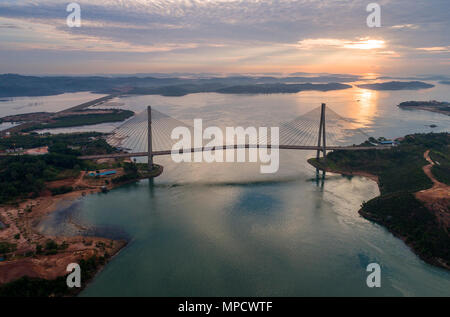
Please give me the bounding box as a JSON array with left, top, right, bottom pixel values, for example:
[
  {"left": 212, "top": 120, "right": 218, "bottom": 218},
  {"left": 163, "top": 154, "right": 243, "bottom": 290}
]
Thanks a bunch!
[{"left": 0, "top": 133, "right": 116, "bottom": 203}]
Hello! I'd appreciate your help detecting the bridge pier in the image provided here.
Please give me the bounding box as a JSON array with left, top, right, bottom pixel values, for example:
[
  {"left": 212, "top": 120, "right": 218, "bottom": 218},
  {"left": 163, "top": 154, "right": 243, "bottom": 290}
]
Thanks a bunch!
[
  {"left": 316, "top": 103, "right": 327, "bottom": 160},
  {"left": 148, "top": 106, "right": 153, "bottom": 171}
]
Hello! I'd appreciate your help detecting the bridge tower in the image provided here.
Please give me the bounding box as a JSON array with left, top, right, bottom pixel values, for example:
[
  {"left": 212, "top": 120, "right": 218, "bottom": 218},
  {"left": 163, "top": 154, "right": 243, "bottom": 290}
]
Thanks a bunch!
[
  {"left": 147, "top": 106, "right": 153, "bottom": 171},
  {"left": 316, "top": 103, "right": 327, "bottom": 159}
]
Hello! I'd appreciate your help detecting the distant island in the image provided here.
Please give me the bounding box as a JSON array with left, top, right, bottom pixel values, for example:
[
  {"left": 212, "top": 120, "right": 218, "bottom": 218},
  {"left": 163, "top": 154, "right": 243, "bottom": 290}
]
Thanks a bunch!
[
  {"left": 215, "top": 83, "right": 351, "bottom": 94},
  {"left": 357, "top": 81, "right": 434, "bottom": 91},
  {"left": 398, "top": 100, "right": 450, "bottom": 116},
  {"left": 129, "top": 82, "right": 353, "bottom": 96},
  {"left": 0, "top": 74, "right": 356, "bottom": 98},
  {"left": 309, "top": 133, "right": 450, "bottom": 270},
  {"left": 440, "top": 81, "right": 450, "bottom": 85}
]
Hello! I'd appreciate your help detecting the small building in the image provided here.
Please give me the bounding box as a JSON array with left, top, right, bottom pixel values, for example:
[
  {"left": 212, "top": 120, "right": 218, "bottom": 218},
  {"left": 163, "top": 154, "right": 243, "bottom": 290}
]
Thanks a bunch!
[
  {"left": 379, "top": 140, "right": 398, "bottom": 146},
  {"left": 88, "top": 170, "right": 117, "bottom": 177}
]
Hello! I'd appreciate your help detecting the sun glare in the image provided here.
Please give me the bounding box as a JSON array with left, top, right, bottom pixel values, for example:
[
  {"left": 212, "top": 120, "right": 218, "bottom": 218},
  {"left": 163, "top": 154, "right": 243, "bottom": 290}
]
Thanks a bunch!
[{"left": 344, "top": 39, "right": 385, "bottom": 50}]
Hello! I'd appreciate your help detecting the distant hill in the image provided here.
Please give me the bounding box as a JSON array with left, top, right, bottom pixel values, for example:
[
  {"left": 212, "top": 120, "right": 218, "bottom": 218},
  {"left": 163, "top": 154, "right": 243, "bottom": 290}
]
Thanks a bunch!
[
  {"left": 0, "top": 74, "right": 356, "bottom": 97},
  {"left": 216, "top": 83, "right": 352, "bottom": 94},
  {"left": 357, "top": 81, "right": 434, "bottom": 90}
]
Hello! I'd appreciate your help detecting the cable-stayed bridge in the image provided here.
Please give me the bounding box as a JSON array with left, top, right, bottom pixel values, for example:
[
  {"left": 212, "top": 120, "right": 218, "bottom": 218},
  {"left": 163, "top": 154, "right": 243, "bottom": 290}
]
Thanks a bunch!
[{"left": 79, "top": 104, "right": 391, "bottom": 166}]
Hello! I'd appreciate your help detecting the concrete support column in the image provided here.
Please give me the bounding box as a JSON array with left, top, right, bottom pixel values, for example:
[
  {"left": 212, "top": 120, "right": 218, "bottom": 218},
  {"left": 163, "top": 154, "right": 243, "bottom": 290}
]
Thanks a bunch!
[
  {"left": 316, "top": 103, "right": 326, "bottom": 159},
  {"left": 148, "top": 106, "right": 153, "bottom": 170},
  {"left": 322, "top": 103, "right": 326, "bottom": 158}
]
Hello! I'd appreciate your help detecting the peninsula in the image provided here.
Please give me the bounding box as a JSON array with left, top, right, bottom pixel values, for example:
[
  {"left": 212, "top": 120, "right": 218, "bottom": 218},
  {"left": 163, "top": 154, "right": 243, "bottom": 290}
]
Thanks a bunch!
[
  {"left": 397, "top": 100, "right": 450, "bottom": 116},
  {"left": 357, "top": 81, "right": 434, "bottom": 91},
  {"left": 309, "top": 133, "right": 450, "bottom": 270}
]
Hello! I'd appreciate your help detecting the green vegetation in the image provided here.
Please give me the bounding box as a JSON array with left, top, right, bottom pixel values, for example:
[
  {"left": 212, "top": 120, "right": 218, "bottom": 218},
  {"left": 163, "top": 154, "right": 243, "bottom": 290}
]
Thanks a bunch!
[
  {"left": 310, "top": 133, "right": 450, "bottom": 268},
  {"left": 45, "top": 239, "right": 58, "bottom": 251},
  {"left": 0, "top": 242, "right": 16, "bottom": 255},
  {"left": 0, "top": 154, "right": 78, "bottom": 203},
  {"left": 112, "top": 162, "right": 139, "bottom": 184},
  {"left": 314, "top": 144, "right": 432, "bottom": 195},
  {"left": 433, "top": 164, "right": 450, "bottom": 185},
  {"left": 33, "top": 240, "right": 69, "bottom": 257},
  {"left": 0, "top": 133, "right": 117, "bottom": 204},
  {"left": 429, "top": 144, "right": 450, "bottom": 185},
  {"left": 25, "top": 109, "right": 134, "bottom": 131},
  {"left": 0, "top": 255, "right": 108, "bottom": 297},
  {"left": 50, "top": 186, "right": 73, "bottom": 196},
  {"left": 0, "top": 132, "right": 113, "bottom": 154},
  {"left": 361, "top": 192, "right": 450, "bottom": 263}
]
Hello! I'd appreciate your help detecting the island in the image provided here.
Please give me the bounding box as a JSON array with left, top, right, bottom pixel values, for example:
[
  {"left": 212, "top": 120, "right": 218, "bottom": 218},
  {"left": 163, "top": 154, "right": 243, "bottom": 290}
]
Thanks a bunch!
[
  {"left": 309, "top": 133, "right": 450, "bottom": 270},
  {"left": 397, "top": 100, "right": 450, "bottom": 116},
  {"left": 215, "top": 83, "right": 352, "bottom": 94},
  {"left": 357, "top": 81, "right": 434, "bottom": 90},
  {"left": 0, "top": 132, "right": 162, "bottom": 296},
  {"left": 126, "top": 82, "right": 353, "bottom": 96},
  {"left": 0, "top": 74, "right": 356, "bottom": 98}
]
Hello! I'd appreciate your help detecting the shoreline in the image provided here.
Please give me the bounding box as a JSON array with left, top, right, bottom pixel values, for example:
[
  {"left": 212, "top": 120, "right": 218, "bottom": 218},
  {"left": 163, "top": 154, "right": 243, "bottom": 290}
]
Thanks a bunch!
[
  {"left": 398, "top": 105, "right": 450, "bottom": 117},
  {"left": 0, "top": 164, "right": 163, "bottom": 295},
  {"left": 308, "top": 158, "right": 450, "bottom": 271}
]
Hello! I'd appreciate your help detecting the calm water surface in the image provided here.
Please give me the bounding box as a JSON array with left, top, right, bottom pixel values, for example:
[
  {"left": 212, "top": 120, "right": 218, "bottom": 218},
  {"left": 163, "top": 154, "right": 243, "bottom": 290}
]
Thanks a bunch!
[
  {"left": 21, "top": 84, "right": 450, "bottom": 296},
  {"left": 0, "top": 92, "right": 106, "bottom": 117}
]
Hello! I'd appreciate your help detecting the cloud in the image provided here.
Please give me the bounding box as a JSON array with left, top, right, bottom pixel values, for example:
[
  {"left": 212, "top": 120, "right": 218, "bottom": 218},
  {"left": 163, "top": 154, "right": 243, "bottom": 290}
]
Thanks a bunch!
[
  {"left": 296, "top": 38, "right": 385, "bottom": 50},
  {"left": 417, "top": 46, "right": 450, "bottom": 53},
  {"left": 0, "top": 0, "right": 448, "bottom": 75},
  {"left": 390, "top": 24, "right": 419, "bottom": 29}
]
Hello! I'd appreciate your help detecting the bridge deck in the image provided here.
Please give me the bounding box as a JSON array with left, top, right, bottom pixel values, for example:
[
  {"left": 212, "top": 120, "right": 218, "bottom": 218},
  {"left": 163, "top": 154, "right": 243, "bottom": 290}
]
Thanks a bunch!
[{"left": 79, "top": 144, "right": 392, "bottom": 160}]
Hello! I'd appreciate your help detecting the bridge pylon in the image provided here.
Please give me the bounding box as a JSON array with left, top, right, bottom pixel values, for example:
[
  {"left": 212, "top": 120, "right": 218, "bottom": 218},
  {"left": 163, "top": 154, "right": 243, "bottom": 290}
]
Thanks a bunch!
[
  {"left": 316, "top": 103, "right": 327, "bottom": 159},
  {"left": 147, "top": 106, "right": 153, "bottom": 171}
]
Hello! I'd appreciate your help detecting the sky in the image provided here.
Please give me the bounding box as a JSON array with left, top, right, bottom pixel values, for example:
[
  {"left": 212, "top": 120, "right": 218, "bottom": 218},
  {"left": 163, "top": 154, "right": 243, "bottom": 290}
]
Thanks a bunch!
[{"left": 0, "top": 0, "right": 449, "bottom": 76}]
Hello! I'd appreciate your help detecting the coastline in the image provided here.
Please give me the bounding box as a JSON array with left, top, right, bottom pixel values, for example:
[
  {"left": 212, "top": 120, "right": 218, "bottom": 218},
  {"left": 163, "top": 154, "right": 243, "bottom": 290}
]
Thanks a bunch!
[
  {"left": 308, "top": 158, "right": 450, "bottom": 271},
  {"left": 398, "top": 105, "right": 450, "bottom": 116},
  {"left": 0, "top": 164, "right": 163, "bottom": 295}
]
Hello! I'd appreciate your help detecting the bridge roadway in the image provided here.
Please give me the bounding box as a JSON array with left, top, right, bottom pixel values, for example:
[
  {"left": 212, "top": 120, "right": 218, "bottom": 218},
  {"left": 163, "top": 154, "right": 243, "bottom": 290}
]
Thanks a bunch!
[{"left": 79, "top": 144, "right": 392, "bottom": 160}]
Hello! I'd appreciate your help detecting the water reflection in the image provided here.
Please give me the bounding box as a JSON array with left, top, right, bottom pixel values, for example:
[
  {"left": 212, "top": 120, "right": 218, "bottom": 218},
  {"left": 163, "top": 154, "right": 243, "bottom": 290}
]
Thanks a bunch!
[
  {"left": 315, "top": 169, "right": 326, "bottom": 188},
  {"left": 353, "top": 88, "right": 378, "bottom": 129}
]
